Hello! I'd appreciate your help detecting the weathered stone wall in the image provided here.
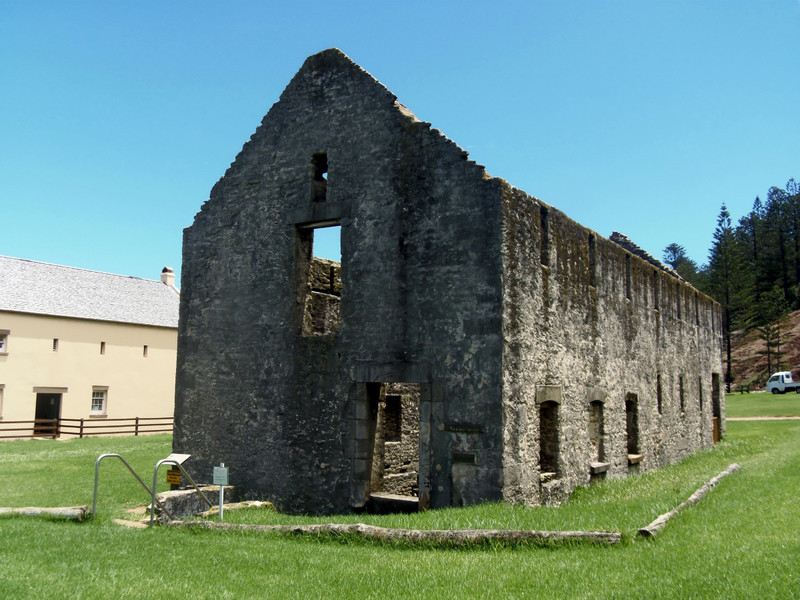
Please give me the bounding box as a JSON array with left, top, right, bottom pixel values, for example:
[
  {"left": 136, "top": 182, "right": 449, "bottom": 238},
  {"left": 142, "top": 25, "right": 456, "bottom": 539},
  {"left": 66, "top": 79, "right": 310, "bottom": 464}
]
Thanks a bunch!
[
  {"left": 174, "top": 48, "right": 724, "bottom": 515},
  {"left": 500, "top": 183, "right": 724, "bottom": 505}
]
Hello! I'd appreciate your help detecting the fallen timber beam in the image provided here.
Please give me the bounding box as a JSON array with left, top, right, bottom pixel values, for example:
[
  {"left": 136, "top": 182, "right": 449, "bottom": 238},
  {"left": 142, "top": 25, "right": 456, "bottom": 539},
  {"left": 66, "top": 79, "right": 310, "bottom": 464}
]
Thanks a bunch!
[
  {"left": 0, "top": 505, "right": 88, "bottom": 522},
  {"left": 638, "top": 463, "right": 741, "bottom": 538},
  {"left": 169, "top": 521, "right": 621, "bottom": 546}
]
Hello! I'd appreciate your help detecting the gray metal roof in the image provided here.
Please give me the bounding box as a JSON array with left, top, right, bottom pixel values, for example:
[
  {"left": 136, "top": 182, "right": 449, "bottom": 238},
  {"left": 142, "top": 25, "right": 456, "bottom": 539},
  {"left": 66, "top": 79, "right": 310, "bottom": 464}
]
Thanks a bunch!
[{"left": 0, "top": 256, "right": 179, "bottom": 328}]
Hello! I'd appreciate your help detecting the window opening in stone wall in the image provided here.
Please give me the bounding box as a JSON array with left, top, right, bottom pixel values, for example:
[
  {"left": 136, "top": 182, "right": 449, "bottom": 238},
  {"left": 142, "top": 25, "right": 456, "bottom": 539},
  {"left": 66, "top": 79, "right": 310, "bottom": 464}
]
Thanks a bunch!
[
  {"left": 625, "top": 393, "right": 640, "bottom": 461},
  {"left": 679, "top": 376, "right": 685, "bottom": 413},
  {"left": 384, "top": 394, "right": 402, "bottom": 442},
  {"left": 100, "top": 341, "right": 106, "bottom": 355},
  {"left": 588, "top": 400, "right": 608, "bottom": 480},
  {"left": 310, "top": 152, "right": 328, "bottom": 202},
  {"left": 540, "top": 205, "right": 550, "bottom": 267},
  {"left": 588, "top": 234, "right": 596, "bottom": 287},
  {"left": 711, "top": 373, "right": 722, "bottom": 443},
  {"left": 698, "top": 377, "right": 703, "bottom": 411},
  {"left": 653, "top": 270, "right": 659, "bottom": 310},
  {"left": 539, "top": 401, "right": 560, "bottom": 480},
  {"left": 625, "top": 255, "right": 632, "bottom": 300},
  {"left": 369, "top": 383, "right": 420, "bottom": 503},
  {"left": 588, "top": 400, "right": 605, "bottom": 462},
  {"left": 676, "top": 284, "right": 682, "bottom": 320},
  {"left": 143, "top": 345, "right": 148, "bottom": 358},
  {"left": 52, "top": 338, "right": 59, "bottom": 352},
  {"left": 299, "top": 223, "right": 342, "bottom": 336},
  {"left": 694, "top": 293, "right": 700, "bottom": 326},
  {"left": 657, "top": 374, "right": 663, "bottom": 414},
  {"left": 0, "top": 330, "right": 8, "bottom": 354},
  {"left": 313, "top": 224, "right": 341, "bottom": 262}
]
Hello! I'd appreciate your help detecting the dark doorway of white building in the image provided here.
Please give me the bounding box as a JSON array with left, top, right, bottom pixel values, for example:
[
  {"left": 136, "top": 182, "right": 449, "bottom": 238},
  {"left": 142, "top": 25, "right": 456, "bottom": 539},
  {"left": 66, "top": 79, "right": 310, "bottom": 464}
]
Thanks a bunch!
[{"left": 34, "top": 393, "right": 61, "bottom": 436}]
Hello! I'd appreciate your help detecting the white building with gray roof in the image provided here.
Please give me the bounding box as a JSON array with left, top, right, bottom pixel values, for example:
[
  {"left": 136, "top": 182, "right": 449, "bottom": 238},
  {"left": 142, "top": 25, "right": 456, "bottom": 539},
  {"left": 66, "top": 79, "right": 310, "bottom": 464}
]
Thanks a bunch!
[{"left": 0, "top": 256, "right": 179, "bottom": 438}]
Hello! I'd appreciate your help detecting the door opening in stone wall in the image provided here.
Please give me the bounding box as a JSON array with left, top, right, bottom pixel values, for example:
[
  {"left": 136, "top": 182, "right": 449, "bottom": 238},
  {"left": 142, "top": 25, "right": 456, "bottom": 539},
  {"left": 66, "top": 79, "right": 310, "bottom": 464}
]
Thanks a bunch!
[{"left": 368, "top": 382, "right": 421, "bottom": 512}]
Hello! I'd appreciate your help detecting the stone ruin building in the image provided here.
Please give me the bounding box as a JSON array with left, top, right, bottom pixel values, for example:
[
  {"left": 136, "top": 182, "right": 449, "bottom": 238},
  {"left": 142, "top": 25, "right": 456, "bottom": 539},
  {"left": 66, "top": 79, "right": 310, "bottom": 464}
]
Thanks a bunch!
[{"left": 173, "top": 49, "right": 724, "bottom": 514}]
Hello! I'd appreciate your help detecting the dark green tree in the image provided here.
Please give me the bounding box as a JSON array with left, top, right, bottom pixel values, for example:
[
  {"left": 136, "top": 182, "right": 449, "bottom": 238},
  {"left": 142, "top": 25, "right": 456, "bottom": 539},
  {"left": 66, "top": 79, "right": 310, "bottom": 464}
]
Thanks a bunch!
[
  {"left": 754, "top": 286, "right": 790, "bottom": 374},
  {"left": 707, "top": 204, "right": 748, "bottom": 390},
  {"left": 662, "top": 243, "right": 700, "bottom": 286},
  {"left": 735, "top": 197, "right": 763, "bottom": 306},
  {"left": 759, "top": 186, "right": 798, "bottom": 308}
]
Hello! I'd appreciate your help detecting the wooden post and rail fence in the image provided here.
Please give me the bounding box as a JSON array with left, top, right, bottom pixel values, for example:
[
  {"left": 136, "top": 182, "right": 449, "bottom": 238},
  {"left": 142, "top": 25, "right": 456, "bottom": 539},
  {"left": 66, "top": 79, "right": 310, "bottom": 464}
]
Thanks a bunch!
[{"left": 0, "top": 416, "right": 173, "bottom": 440}]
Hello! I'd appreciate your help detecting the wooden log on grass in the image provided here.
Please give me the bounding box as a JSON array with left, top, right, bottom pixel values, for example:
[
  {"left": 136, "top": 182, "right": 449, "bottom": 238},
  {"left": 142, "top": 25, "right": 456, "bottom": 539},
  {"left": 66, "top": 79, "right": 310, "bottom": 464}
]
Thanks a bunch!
[
  {"left": 170, "top": 521, "right": 621, "bottom": 545},
  {"left": 638, "top": 463, "right": 740, "bottom": 538},
  {"left": 0, "top": 505, "right": 88, "bottom": 522}
]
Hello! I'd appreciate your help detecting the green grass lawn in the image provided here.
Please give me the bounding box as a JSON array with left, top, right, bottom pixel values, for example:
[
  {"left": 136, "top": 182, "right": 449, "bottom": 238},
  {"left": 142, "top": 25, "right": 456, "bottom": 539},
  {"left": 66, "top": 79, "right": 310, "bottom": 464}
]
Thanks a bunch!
[
  {"left": 1, "top": 418, "right": 799, "bottom": 599},
  {"left": 725, "top": 390, "right": 800, "bottom": 418}
]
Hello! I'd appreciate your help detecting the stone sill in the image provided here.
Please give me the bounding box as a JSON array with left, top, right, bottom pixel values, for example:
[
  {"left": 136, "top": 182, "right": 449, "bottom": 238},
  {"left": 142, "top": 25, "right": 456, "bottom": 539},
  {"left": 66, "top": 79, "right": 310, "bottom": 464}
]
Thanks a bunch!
[
  {"left": 627, "top": 453, "right": 643, "bottom": 465},
  {"left": 540, "top": 471, "right": 557, "bottom": 483},
  {"left": 590, "top": 461, "right": 610, "bottom": 475},
  {"left": 89, "top": 414, "right": 108, "bottom": 419}
]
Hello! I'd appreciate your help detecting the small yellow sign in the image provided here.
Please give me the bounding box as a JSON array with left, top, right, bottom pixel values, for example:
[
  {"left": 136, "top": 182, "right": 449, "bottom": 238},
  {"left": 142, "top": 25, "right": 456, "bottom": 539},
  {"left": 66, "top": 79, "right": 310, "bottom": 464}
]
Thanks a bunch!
[{"left": 166, "top": 468, "right": 181, "bottom": 485}]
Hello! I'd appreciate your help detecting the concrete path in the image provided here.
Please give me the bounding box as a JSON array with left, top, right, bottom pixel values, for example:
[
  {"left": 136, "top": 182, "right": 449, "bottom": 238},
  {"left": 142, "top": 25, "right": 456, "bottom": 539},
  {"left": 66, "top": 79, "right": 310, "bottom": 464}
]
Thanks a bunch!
[{"left": 726, "top": 416, "right": 800, "bottom": 421}]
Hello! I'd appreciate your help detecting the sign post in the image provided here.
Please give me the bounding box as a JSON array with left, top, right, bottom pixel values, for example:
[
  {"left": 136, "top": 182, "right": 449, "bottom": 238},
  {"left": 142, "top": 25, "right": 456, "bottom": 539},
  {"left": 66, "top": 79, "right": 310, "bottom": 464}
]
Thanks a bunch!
[{"left": 213, "top": 463, "right": 229, "bottom": 521}]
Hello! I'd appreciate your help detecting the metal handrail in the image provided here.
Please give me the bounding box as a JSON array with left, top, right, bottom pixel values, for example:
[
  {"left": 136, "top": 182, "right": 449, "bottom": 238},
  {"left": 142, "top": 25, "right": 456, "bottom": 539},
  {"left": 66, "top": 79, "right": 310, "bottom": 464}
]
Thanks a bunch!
[
  {"left": 92, "top": 453, "right": 173, "bottom": 521},
  {"left": 149, "top": 459, "right": 214, "bottom": 527}
]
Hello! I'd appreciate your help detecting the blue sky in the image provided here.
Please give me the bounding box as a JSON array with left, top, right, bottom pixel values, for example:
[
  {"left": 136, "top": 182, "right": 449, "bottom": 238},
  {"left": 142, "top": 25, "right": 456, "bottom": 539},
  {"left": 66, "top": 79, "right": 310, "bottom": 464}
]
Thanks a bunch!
[{"left": 2, "top": 1, "right": 798, "bottom": 287}]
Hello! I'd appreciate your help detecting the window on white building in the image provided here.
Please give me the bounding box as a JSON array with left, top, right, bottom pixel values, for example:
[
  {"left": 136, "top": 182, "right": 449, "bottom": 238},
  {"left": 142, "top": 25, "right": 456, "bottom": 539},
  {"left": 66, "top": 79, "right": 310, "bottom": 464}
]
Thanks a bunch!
[
  {"left": 91, "top": 389, "right": 107, "bottom": 415},
  {"left": 0, "top": 330, "right": 9, "bottom": 354}
]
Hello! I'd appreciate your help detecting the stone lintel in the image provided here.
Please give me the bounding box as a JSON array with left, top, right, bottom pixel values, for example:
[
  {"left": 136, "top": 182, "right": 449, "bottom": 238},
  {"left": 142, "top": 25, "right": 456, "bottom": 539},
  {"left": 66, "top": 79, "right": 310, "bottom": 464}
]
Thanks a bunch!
[
  {"left": 291, "top": 201, "right": 347, "bottom": 227},
  {"left": 536, "top": 385, "right": 562, "bottom": 405},
  {"left": 588, "top": 387, "right": 607, "bottom": 403},
  {"left": 353, "top": 362, "right": 431, "bottom": 384}
]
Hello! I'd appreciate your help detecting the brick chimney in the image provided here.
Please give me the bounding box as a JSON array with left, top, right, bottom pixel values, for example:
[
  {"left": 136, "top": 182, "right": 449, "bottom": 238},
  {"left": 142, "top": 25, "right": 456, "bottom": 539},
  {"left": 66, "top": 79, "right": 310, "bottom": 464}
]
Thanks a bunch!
[{"left": 161, "top": 266, "right": 175, "bottom": 287}]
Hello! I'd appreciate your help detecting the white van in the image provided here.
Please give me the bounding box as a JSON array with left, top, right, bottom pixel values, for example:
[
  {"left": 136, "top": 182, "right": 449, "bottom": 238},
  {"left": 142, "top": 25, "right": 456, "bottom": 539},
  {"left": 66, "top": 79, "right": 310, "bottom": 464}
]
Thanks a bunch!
[{"left": 765, "top": 371, "right": 800, "bottom": 394}]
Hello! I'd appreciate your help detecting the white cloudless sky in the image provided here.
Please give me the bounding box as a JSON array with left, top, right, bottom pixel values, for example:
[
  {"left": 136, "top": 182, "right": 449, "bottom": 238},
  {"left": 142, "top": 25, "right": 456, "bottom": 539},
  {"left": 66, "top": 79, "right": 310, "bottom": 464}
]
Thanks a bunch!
[{"left": 2, "top": 1, "right": 798, "bottom": 286}]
